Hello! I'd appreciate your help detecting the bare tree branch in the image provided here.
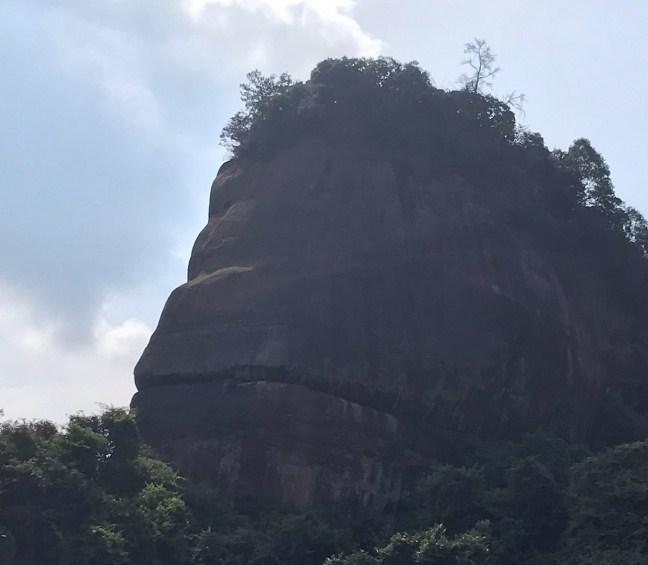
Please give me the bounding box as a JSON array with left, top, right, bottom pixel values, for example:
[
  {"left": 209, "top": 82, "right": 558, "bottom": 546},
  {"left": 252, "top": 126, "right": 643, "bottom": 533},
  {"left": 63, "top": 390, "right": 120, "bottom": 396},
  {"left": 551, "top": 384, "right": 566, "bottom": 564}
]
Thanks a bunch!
[{"left": 459, "top": 39, "right": 500, "bottom": 94}]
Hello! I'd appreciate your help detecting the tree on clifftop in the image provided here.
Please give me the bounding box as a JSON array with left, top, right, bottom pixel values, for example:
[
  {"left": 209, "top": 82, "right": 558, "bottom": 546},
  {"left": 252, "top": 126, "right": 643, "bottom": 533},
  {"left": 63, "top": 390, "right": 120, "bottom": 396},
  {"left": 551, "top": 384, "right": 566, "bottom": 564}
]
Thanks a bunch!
[
  {"left": 458, "top": 38, "right": 500, "bottom": 95},
  {"left": 556, "top": 138, "right": 628, "bottom": 231},
  {"left": 220, "top": 70, "right": 295, "bottom": 151},
  {"left": 458, "top": 38, "right": 525, "bottom": 112}
]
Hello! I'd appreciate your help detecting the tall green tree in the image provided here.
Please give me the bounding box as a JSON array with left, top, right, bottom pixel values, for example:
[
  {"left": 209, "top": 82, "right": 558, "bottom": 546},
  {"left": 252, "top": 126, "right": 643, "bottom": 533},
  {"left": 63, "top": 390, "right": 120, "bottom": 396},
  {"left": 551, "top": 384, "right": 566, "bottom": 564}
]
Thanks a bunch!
[
  {"left": 559, "top": 138, "right": 622, "bottom": 220},
  {"left": 623, "top": 206, "right": 648, "bottom": 255},
  {"left": 220, "top": 70, "right": 295, "bottom": 151}
]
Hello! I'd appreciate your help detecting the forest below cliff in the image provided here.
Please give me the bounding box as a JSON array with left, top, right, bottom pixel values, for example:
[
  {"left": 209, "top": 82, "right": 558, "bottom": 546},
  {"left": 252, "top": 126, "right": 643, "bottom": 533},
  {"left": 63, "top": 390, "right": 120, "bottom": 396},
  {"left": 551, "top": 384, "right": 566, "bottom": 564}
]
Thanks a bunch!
[{"left": 3, "top": 408, "right": 648, "bottom": 564}]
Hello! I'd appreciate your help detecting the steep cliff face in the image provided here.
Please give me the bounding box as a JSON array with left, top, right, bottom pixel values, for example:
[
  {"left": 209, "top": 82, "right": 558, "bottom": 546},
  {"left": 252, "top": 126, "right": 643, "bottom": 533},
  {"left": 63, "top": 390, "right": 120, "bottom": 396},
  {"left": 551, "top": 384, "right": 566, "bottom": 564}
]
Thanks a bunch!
[{"left": 133, "top": 134, "right": 648, "bottom": 511}]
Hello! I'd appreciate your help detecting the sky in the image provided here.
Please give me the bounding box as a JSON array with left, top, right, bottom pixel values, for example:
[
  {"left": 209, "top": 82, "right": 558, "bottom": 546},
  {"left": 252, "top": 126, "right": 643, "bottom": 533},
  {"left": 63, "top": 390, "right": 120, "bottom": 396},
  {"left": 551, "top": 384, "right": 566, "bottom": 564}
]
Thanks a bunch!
[{"left": 1, "top": 0, "right": 647, "bottom": 422}]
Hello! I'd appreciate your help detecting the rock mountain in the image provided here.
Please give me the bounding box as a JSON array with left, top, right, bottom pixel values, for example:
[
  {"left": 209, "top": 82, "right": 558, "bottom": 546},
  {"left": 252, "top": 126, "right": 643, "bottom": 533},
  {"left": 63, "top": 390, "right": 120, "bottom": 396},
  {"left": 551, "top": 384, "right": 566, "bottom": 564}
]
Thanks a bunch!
[{"left": 132, "top": 59, "right": 648, "bottom": 514}]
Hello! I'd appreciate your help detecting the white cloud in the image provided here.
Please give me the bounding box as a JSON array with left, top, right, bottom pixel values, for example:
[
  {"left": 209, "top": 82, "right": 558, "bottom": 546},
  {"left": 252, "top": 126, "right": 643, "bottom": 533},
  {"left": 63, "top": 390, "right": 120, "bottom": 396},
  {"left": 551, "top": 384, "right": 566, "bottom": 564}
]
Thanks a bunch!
[
  {"left": 1, "top": 0, "right": 383, "bottom": 334},
  {"left": 32, "top": 0, "right": 382, "bottom": 134},
  {"left": 0, "top": 283, "right": 59, "bottom": 356},
  {"left": 95, "top": 317, "right": 152, "bottom": 361},
  {"left": 0, "top": 280, "right": 151, "bottom": 423},
  {"left": 37, "top": 7, "right": 173, "bottom": 149},
  {"left": 183, "top": 0, "right": 382, "bottom": 58},
  {"left": 0, "top": 0, "right": 383, "bottom": 422}
]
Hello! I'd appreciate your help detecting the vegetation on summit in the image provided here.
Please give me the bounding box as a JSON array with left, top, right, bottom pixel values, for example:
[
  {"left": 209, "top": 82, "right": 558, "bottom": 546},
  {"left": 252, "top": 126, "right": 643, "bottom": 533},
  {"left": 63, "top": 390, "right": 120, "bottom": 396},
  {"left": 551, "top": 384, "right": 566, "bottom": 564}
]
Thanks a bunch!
[{"left": 220, "top": 56, "right": 648, "bottom": 261}]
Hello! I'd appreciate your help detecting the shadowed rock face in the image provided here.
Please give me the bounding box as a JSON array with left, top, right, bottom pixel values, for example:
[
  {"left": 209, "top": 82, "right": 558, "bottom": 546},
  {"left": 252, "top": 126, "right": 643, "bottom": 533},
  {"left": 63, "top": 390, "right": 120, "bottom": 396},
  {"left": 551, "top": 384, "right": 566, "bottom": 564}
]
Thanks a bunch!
[
  {"left": 135, "top": 379, "right": 403, "bottom": 512},
  {"left": 134, "top": 135, "right": 648, "bottom": 510}
]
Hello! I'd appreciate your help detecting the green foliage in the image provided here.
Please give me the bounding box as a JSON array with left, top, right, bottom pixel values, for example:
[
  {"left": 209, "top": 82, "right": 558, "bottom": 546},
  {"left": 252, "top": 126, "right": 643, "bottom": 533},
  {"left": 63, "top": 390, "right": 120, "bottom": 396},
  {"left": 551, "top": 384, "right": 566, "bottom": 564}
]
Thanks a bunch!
[
  {"left": 564, "top": 442, "right": 648, "bottom": 561},
  {"left": 325, "top": 523, "right": 490, "bottom": 565},
  {"left": 504, "top": 457, "right": 568, "bottom": 549},
  {"left": 624, "top": 206, "right": 648, "bottom": 255},
  {"left": 193, "top": 512, "right": 351, "bottom": 565},
  {"left": 221, "top": 56, "right": 517, "bottom": 169},
  {"left": 394, "top": 434, "right": 588, "bottom": 564},
  {"left": 399, "top": 464, "right": 485, "bottom": 534},
  {"left": 86, "top": 524, "right": 129, "bottom": 565},
  {"left": 551, "top": 137, "right": 648, "bottom": 262},
  {"left": 0, "top": 409, "right": 194, "bottom": 565},
  {"left": 325, "top": 550, "right": 378, "bottom": 565},
  {"left": 330, "top": 437, "right": 648, "bottom": 564},
  {"left": 555, "top": 138, "right": 623, "bottom": 225},
  {"left": 220, "top": 70, "right": 298, "bottom": 153},
  {"left": 4, "top": 411, "right": 648, "bottom": 563},
  {"left": 0, "top": 410, "right": 357, "bottom": 564}
]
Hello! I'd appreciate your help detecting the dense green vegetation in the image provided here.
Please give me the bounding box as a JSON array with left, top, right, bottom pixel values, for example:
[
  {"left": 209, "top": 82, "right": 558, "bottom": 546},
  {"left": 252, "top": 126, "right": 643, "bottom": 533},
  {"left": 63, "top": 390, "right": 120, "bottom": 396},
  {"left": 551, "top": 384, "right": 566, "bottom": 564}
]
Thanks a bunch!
[
  {"left": 3, "top": 409, "right": 648, "bottom": 564},
  {"left": 221, "top": 57, "right": 648, "bottom": 262},
  {"left": 0, "top": 410, "right": 352, "bottom": 565}
]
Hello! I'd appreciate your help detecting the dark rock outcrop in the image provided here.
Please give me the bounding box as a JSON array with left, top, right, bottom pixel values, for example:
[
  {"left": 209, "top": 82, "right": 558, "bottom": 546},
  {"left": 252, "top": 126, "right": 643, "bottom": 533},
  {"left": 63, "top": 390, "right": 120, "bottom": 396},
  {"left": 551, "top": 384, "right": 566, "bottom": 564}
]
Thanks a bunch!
[
  {"left": 135, "top": 378, "right": 403, "bottom": 512},
  {"left": 133, "top": 135, "right": 648, "bottom": 511}
]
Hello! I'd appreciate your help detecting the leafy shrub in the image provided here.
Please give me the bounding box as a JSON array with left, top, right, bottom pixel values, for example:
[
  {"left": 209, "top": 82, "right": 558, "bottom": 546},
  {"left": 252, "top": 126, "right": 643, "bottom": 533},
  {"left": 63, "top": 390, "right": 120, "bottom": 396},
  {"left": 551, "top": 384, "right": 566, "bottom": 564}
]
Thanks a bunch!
[{"left": 325, "top": 523, "right": 490, "bottom": 565}]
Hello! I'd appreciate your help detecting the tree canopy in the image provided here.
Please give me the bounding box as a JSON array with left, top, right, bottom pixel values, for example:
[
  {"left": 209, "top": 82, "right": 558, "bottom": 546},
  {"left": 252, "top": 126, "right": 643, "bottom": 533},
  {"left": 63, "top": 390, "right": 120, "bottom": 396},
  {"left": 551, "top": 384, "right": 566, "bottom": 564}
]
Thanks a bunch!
[
  {"left": 219, "top": 56, "right": 520, "bottom": 161},
  {"left": 220, "top": 56, "right": 647, "bottom": 267},
  {"left": 4, "top": 410, "right": 648, "bottom": 563}
]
